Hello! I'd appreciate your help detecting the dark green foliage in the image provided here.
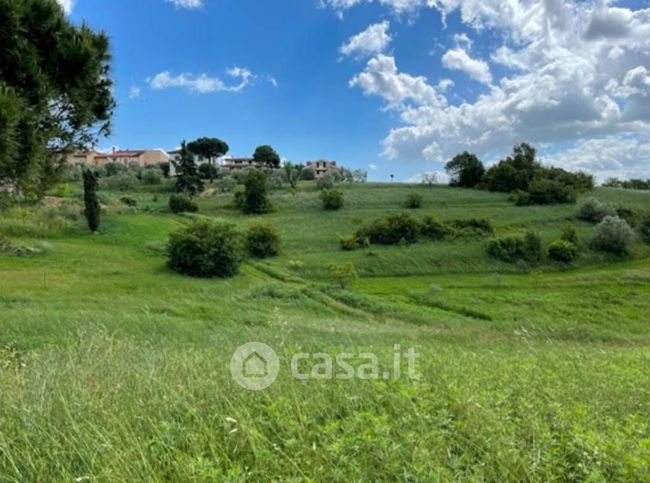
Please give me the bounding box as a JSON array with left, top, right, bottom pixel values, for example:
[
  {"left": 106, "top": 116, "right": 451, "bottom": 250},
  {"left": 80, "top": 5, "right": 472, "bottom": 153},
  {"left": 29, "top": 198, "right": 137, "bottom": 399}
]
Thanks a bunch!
[
  {"left": 445, "top": 152, "right": 485, "bottom": 188},
  {"left": 405, "top": 192, "right": 423, "bottom": 209},
  {"left": 320, "top": 189, "right": 344, "bottom": 210},
  {"left": 543, "top": 168, "right": 594, "bottom": 193},
  {"left": 167, "top": 221, "right": 241, "bottom": 278},
  {"left": 300, "top": 167, "right": 316, "bottom": 180},
  {"left": 592, "top": 216, "right": 634, "bottom": 255},
  {"left": 253, "top": 145, "right": 281, "bottom": 169},
  {"left": 169, "top": 194, "right": 198, "bottom": 214},
  {"left": 82, "top": 169, "right": 100, "bottom": 232},
  {"left": 188, "top": 137, "right": 228, "bottom": 183},
  {"left": 561, "top": 223, "right": 579, "bottom": 246},
  {"left": 119, "top": 196, "right": 137, "bottom": 207},
  {"left": 640, "top": 217, "right": 650, "bottom": 244},
  {"left": 158, "top": 162, "right": 170, "bottom": 178},
  {"left": 174, "top": 141, "right": 203, "bottom": 196},
  {"left": 420, "top": 216, "right": 450, "bottom": 240},
  {"left": 242, "top": 170, "right": 271, "bottom": 214},
  {"left": 450, "top": 218, "right": 494, "bottom": 237},
  {"left": 0, "top": 0, "right": 114, "bottom": 197},
  {"left": 487, "top": 231, "right": 543, "bottom": 264},
  {"left": 484, "top": 143, "right": 538, "bottom": 192},
  {"left": 615, "top": 207, "right": 638, "bottom": 228},
  {"left": 245, "top": 223, "right": 280, "bottom": 258},
  {"left": 105, "top": 162, "right": 126, "bottom": 177},
  {"left": 548, "top": 240, "right": 579, "bottom": 263},
  {"left": 339, "top": 235, "right": 360, "bottom": 251},
  {"left": 316, "top": 173, "right": 336, "bottom": 190},
  {"left": 577, "top": 198, "right": 617, "bottom": 223},
  {"left": 604, "top": 178, "right": 650, "bottom": 190},
  {"left": 198, "top": 163, "right": 219, "bottom": 180},
  {"left": 360, "top": 212, "right": 420, "bottom": 245},
  {"left": 515, "top": 179, "right": 576, "bottom": 205}
]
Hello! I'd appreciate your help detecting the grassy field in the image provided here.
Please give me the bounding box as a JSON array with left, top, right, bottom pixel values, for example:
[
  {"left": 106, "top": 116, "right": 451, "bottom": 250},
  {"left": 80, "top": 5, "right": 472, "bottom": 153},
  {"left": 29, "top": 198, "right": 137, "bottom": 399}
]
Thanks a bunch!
[{"left": 0, "top": 181, "right": 649, "bottom": 481}]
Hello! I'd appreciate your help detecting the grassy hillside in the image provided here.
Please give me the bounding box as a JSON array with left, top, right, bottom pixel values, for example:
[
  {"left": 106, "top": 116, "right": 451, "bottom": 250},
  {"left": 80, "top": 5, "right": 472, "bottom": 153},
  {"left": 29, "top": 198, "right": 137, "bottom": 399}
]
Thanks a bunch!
[{"left": 0, "top": 182, "right": 649, "bottom": 480}]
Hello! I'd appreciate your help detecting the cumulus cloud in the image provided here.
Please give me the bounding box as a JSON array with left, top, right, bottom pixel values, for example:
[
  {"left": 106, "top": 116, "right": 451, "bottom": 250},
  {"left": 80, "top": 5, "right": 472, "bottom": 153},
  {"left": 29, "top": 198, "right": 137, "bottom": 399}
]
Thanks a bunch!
[
  {"left": 340, "top": 21, "right": 392, "bottom": 59},
  {"left": 149, "top": 67, "right": 257, "bottom": 94},
  {"left": 442, "top": 47, "right": 492, "bottom": 84},
  {"left": 167, "top": 0, "right": 203, "bottom": 8},
  {"left": 128, "top": 86, "right": 141, "bottom": 99},
  {"left": 336, "top": 0, "right": 650, "bottom": 179}
]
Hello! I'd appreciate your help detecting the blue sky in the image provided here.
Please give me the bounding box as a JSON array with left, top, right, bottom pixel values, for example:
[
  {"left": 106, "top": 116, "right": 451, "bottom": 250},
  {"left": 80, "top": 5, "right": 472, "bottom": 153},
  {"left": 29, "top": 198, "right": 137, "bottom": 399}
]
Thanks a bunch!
[{"left": 64, "top": 0, "right": 650, "bottom": 181}]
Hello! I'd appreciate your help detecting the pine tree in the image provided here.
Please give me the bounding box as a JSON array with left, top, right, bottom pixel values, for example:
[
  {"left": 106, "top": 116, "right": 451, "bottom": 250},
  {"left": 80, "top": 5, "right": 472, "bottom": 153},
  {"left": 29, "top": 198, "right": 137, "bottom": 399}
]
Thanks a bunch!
[
  {"left": 83, "top": 169, "right": 101, "bottom": 232},
  {"left": 174, "top": 141, "right": 203, "bottom": 196}
]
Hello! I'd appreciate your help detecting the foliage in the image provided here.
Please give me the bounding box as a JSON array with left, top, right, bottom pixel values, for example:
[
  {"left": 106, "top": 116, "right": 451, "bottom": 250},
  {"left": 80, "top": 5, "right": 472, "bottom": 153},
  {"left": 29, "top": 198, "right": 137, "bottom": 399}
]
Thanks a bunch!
[
  {"left": 215, "top": 176, "right": 237, "bottom": 193},
  {"left": 405, "top": 192, "right": 423, "bottom": 209},
  {"left": 283, "top": 162, "right": 303, "bottom": 189},
  {"left": 420, "top": 216, "right": 450, "bottom": 240},
  {"left": 592, "top": 216, "right": 634, "bottom": 255},
  {"left": 603, "top": 177, "right": 650, "bottom": 190},
  {"left": 99, "top": 173, "right": 139, "bottom": 191},
  {"left": 198, "top": 163, "right": 219, "bottom": 181},
  {"left": 0, "top": 0, "right": 114, "bottom": 198},
  {"left": 577, "top": 197, "right": 617, "bottom": 223},
  {"left": 167, "top": 221, "right": 241, "bottom": 278},
  {"left": 561, "top": 223, "right": 579, "bottom": 246},
  {"left": 360, "top": 212, "right": 420, "bottom": 245},
  {"left": 245, "top": 223, "right": 281, "bottom": 258},
  {"left": 450, "top": 218, "right": 494, "bottom": 237},
  {"left": 300, "top": 167, "right": 316, "bottom": 180},
  {"left": 446, "top": 152, "right": 485, "bottom": 188},
  {"left": 316, "top": 173, "right": 337, "bottom": 190},
  {"left": 320, "top": 189, "right": 344, "bottom": 210},
  {"left": 82, "top": 170, "right": 100, "bottom": 232},
  {"left": 420, "top": 172, "right": 438, "bottom": 187},
  {"left": 548, "top": 240, "right": 579, "bottom": 263},
  {"left": 615, "top": 206, "right": 638, "bottom": 228},
  {"left": 158, "top": 162, "right": 170, "bottom": 178},
  {"left": 119, "top": 196, "right": 137, "bottom": 207},
  {"left": 484, "top": 143, "right": 539, "bottom": 192},
  {"left": 487, "top": 231, "right": 543, "bottom": 264},
  {"left": 640, "top": 217, "right": 650, "bottom": 244},
  {"left": 188, "top": 137, "right": 228, "bottom": 165},
  {"left": 168, "top": 194, "right": 198, "bottom": 214},
  {"left": 242, "top": 169, "right": 271, "bottom": 214},
  {"left": 141, "top": 167, "right": 163, "bottom": 185},
  {"left": 253, "top": 145, "right": 281, "bottom": 169},
  {"left": 105, "top": 162, "right": 126, "bottom": 177},
  {"left": 327, "top": 262, "right": 358, "bottom": 288},
  {"left": 514, "top": 179, "right": 576, "bottom": 205},
  {"left": 339, "top": 235, "right": 360, "bottom": 251},
  {"left": 174, "top": 141, "right": 203, "bottom": 196},
  {"left": 521, "top": 231, "right": 544, "bottom": 264}
]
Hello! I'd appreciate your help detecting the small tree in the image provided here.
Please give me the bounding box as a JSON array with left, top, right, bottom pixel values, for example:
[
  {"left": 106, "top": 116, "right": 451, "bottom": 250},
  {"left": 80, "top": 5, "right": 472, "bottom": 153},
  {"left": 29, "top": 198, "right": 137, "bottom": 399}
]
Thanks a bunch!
[
  {"left": 283, "top": 162, "right": 303, "bottom": 189},
  {"left": 405, "top": 193, "right": 423, "bottom": 208},
  {"left": 445, "top": 152, "right": 485, "bottom": 188},
  {"left": 320, "top": 189, "right": 344, "bottom": 210},
  {"left": 253, "top": 145, "right": 281, "bottom": 169},
  {"left": 328, "top": 262, "right": 358, "bottom": 288},
  {"left": 82, "top": 169, "right": 100, "bottom": 232},
  {"left": 188, "top": 137, "right": 229, "bottom": 183},
  {"left": 592, "top": 216, "right": 634, "bottom": 255},
  {"left": 174, "top": 141, "right": 203, "bottom": 196},
  {"left": 245, "top": 223, "right": 281, "bottom": 258},
  {"left": 243, "top": 169, "right": 271, "bottom": 214},
  {"left": 420, "top": 173, "right": 438, "bottom": 187}
]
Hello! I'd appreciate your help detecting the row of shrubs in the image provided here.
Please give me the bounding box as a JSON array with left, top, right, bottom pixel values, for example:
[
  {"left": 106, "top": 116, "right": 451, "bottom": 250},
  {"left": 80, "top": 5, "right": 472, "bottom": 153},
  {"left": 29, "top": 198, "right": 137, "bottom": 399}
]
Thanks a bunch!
[
  {"left": 340, "top": 212, "right": 493, "bottom": 250},
  {"left": 576, "top": 197, "right": 650, "bottom": 244},
  {"left": 167, "top": 221, "right": 281, "bottom": 278}
]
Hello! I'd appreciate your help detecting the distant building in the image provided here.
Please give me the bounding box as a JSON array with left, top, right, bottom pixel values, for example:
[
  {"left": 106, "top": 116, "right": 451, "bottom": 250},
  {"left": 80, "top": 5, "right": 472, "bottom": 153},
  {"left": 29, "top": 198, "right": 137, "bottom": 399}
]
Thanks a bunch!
[
  {"left": 65, "top": 149, "right": 168, "bottom": 168},
  {"left": 222, "top": 156, "right": 267, "bottom": 170},
  {"left": 306, "top": 160, "right": 338, "bottom": 179},
  {"left": 168, "top": 149, "right": 223, "bottom": 176}
]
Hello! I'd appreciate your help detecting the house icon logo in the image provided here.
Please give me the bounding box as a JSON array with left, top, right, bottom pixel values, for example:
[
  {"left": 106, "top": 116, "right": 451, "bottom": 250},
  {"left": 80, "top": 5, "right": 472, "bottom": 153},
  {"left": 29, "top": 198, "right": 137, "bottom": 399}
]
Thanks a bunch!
[{"left": 230, "top": 342, "right": 279, "bottom": 391}]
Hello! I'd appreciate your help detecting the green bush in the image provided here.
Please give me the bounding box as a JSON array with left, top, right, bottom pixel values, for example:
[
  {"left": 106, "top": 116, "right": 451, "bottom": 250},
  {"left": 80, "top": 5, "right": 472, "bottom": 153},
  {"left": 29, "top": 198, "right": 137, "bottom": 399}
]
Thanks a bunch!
[
  {"left": 198, "top": 163, "right": 219, "bottom": 180},
  {"left": 141, "top": 168, "right": 162, "bottom": 185},
  {"left": 592, "top": 216, "right": 634, "bottom": 255},
  {"left": 99, "top": 173, "right": 139, "bottom": 191},
  {"left": 242, "top": 170, "right": 271, "bottom": 214},
  {"left": 169, "top": 194, "right": 198, "bottom": 214},
  {"left": 119, "top": 196, "right": 137, "bottom": 207},
  {"left": 487, "top": 231, "right": 543, "bottom": 264},
  {"left": 405, "top": 192, "right": 423, "bottom": 209},
  {"left": 339, "top": 235, "right": 359, "bottom": 251},
  {"left": 640, "top": 217, "right": 650, "bottom": 244},
  {"left": 451, "top": 218, "right": 493, "bottom": 237},
  {"left": 515, "top": 179, "right": 576, "bottom": 205},
  {"left": 245, "top": 223, "right": 280, "bottom": 258},
  {"left": 577, "top": 197, "right": 616, "bottom": 223},
  {"left": 327, "top": 262, "right": 358, "bottom": 288},
  {"left": 167, "top": 221, "right": 241, "bottom": 278},
  {"left": 420, "top": 216, "right": 450, "bottom": 240},
  {"left": 320, "top": 189, "right": 344, "bottom": 210},
  {"left": 316, "top": 174, "right": 336, "bottom": 190},
  {"left": 615, "top": 206, "right": 638, "bottom": 228},
  {"left": 360, "top": 212, "right": 420, "bottom": 245},
  {"left": 560, "top": 223, "right": 579, "bottom": 245},
  {"left": 548, "top": 240, "right": 578, "bottom": 263}
]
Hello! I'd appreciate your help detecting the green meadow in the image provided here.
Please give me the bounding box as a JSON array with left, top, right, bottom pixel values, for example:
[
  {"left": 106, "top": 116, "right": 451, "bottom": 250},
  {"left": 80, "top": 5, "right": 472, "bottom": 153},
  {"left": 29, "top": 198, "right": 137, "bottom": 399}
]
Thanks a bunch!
[{"left": 1, "top": 182, "right": 649, "bottom": 481}]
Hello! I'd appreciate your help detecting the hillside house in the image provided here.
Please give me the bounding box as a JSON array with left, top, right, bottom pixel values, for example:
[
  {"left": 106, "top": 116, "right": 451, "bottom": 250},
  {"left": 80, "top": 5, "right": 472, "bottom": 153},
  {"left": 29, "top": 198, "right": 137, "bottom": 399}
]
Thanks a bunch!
[{"left": 306, "top": 160, "right": 338, "bottom": 179}]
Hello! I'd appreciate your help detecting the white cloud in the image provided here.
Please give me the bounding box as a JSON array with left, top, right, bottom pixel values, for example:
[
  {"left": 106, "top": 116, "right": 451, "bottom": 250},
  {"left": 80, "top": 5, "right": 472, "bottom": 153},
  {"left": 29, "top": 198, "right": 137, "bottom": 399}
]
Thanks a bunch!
[
  {"left": 57, "top": 0, "right": 74, "bottom": 14},
  {"left": 442, "top": 47, "right": 492, "bottom": 84},
  {"left": 340, "top": 0, "right": 650, "bottom": 179},
  {"left": 340, "top": 21, "right": 392, "bottom": 59},
  {"left": 368, "top": 163, "right": 378, "bottom": 170},
  {"left": 128, "top": 86, "right": 141, "bottom": 99},
  {"left": 167, "top": 0, "right": 203, "bottom": 8},
  {"left": 149, "top": 67, "right": 257, "bottom": 94},
  {"left": 267, "top": 76, "right": 279, "bottom": 87}
]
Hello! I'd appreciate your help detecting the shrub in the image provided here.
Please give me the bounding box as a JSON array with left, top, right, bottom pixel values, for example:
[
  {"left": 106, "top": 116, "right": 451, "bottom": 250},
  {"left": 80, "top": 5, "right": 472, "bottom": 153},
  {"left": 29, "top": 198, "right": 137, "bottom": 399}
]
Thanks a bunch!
[
  {"left": 104, "top": 162, "right": 126, "bottom": 177},
  {"left": 316, "top": 175, "right": 335, "bottom": 190},
  {"left": 119, "top": 196, "right": 137, "bottom": 207},
  {"left": 451, "top": 218, "right": 493, "bottom": 237},
  {"left": 548, "top": 240, "right": 578, "bottom": 263},
  {"left": 245, "top": 223, "right": 280, "bottom": 258},
  {"left": 577, "top": 197, "right": 616, "bottom": 223},
  {"left": 167, "top": 221, "right": 241, "bottom": 278},
  {"left": 560, "top": 223, "right": 579, "bottom": 245},
  {"left": 640, "top": 217, "right": 650, "bottom": 244},
  {"left": 198, "top": 163, "right": 219, "bottom": 180},
  {"left": 615, "top": 206, "right": 638, "bottom": 228},
  {"left": 360, "top": 212, "right": 420, "bottom": 245},
  {"left": 55, "top": 183, "right": 71, "bottom": 198},
  {"left": 169, "top": 194, "right": 198, "bottom": 214},
  {"left": 141, "top": 168, "right": 162, "bottom": 185},
  {"left": 405, "top": 193, "right": 423, "bottom": 209},
  {"left": 320, "top": 189, "right": 344, "bottom": 210},
  {"left": 420, "top": 216, "right": 450, "bottom": 240},
  {"left": 216, "top": 176, "right": 237, "bottom": 193},
  {"left": 515, "top": 179, "right": 576, "bottom": 205},
  {"left": 99, "top": 173, "right": 139, "bottom": 191},
  {"left": 300, "top": 167, "right": 316, "bottom": 180},
  {"left": 487, "top": 231, "right": 543, "bottom": 264},
  {"left": 328, "top": 262, "right": 358, "bottom": 288},
  {"left": 242, "top": 170, "right": 271, "bottom": 214},
  {"left": 592, "top": 216, "right": 634, "bottom": 255},
  {"left": 339, "top": 235, "right": 359, "bottom": 251}
]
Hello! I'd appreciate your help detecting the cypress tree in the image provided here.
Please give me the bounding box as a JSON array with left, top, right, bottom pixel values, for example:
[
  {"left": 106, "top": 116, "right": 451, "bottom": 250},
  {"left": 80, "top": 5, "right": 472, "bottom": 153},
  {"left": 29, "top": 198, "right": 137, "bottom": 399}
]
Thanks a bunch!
[{"left": 83, "top": 169, "right": 101, "bottom": 232}]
